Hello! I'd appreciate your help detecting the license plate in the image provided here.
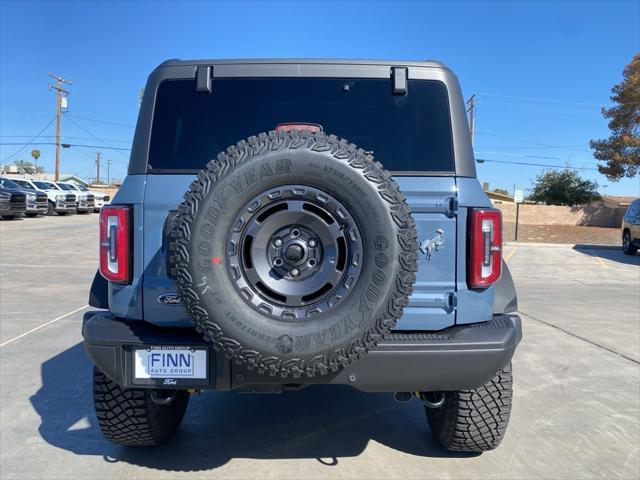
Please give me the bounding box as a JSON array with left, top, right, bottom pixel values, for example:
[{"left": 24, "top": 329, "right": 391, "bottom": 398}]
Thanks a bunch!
[{"left": 133, "top": 347, "right": 207, "bottom": 379}]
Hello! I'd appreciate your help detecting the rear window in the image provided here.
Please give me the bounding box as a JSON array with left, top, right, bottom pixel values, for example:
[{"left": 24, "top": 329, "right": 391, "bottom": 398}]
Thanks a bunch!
[{"left": 148, "top": 78, "right": 454, "bottom": 173}]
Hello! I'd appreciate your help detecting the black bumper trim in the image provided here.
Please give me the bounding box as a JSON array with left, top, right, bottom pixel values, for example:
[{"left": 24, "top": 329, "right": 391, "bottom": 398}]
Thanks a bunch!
[{"left": 82, "top": 312, "right": 522, "bottom": 392}]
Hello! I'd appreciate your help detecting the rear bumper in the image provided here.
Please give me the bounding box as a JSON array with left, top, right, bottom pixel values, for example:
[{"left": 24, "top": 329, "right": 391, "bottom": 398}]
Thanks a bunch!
[{"left": 83, "top": 312, "right": 522, "bottom": 393}]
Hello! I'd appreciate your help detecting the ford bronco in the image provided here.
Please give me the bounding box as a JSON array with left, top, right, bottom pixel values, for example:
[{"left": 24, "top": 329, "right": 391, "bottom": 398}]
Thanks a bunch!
[{"left": 84, "top": 59, "right": 521, "bottom": 452}]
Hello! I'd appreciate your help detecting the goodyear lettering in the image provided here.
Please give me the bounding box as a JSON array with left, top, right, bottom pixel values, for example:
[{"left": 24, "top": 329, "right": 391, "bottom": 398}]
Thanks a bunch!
[
  {"left": 200, "top": 223, "right": 215, "bottom": 239},
  {"left": 295, "top": 335, "right": 312, "bottom": 352},
  {"left": 228, "top": 176, "right": 243, "bottom": 193}
]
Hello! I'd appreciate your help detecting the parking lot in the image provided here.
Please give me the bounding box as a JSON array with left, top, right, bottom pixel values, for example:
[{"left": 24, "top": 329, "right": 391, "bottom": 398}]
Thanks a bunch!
[{"left": 1, "top": 213, "right": 639, "bottom": 479}]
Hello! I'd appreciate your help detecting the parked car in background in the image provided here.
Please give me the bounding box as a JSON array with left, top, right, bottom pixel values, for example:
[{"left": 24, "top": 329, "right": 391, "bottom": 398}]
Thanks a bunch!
[
  {"left": 56, "top": 181, "right": 95, "bottom": 213},
  {"left": 622, "top": 198, "right": 640, "bottom": 255},
  {"left": 0, "top": 183, "right": 26, "bottom": 219},
  {"left": 0, "top": 177, "right": 48, "bottom": 217},
  {"left": 12, "top": 178, "right": 76, "bottom": 216},
  {"left": 67, "top": 183, "right": 110, "bottom": 211}
]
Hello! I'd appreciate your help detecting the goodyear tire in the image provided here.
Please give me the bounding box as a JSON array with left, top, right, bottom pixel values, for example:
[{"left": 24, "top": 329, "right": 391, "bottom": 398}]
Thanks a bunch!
[
  {"left": 93, "top": 368, "right": 189, "bottom": 446},
  {"left": 171, "top": 130, "right": 418, "bottom": 378},
  {"left": 426, "top": 363, "right": 513, "bottom": 452}
]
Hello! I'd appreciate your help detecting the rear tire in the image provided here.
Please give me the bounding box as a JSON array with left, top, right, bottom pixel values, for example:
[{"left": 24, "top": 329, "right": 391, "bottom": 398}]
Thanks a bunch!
[
  {"left": 1, "top": 215, "right": 17, "bottom": 220},
  {"left": 426, "top": 363, "right": 513, "bottom": 452},
  {"left": 92, "top": 368, "right": 190, "bottom": 447},
  {"left": 25, "top": 212, "right": 38, "bottom": 217},
  {"left": 622, "top": 230, "right": 637, "bottom": 255}
]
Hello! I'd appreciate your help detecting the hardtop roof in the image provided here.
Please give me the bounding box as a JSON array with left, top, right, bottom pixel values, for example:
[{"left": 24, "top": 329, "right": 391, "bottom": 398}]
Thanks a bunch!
[{"left": 158, "top": 58, "right": 450, "bottom": 70}]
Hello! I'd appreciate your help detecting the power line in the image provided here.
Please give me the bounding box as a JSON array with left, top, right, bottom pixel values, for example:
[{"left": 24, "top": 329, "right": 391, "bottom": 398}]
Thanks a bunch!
[
  {"left": 476, "top": 131, "right": 592, "bottom": 153},
  {"left": 1, "top": 116, "right": 56, "bottom": 163},
  {"left": 474, "top": 150, "right": 598, "bottom": 164},
  {"left": 478, "top": 144, "right": 587, "bottom": 150},
  {"left": 0, "top": 141, "right": 130, "bottom": 151},
  {"left": 0, "top": 135, "right": 131, "bottom": 143},
  {"left": 479, "top": 100, "right": 600, "bottom": 117},
  {"left": 65, "top": 113, "right": 134, "bottom": 128},
  {"left": 65, "top": 115, "right": 130, "bottom": 159},
  {"left": 476, "top": 158, "right": 600, "bottom": 171},
  {"left": 479, "top": 92, "right": 604, "bottom": 107}
]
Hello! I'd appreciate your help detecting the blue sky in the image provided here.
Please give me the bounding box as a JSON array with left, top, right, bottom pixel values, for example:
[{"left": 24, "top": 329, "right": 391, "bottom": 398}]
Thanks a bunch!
[{"left": 1, "top": 0, "right": 638, "bottom": 196}]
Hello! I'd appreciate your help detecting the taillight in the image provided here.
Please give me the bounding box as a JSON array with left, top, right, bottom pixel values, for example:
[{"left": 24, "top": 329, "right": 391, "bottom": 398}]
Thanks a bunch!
[
  {"left": 468, "top": 208, "right": 502, "bottom": 288},
  {"left": 99, "top": 205, "right": 131, "bottom": 284}
]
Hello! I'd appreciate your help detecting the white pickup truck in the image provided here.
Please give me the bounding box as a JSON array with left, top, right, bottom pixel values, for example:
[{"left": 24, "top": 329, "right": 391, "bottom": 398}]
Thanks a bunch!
[
  {"left": 56, "top": 181, "right": 95, "bottom": 213},
  {"left": 66, "top": 183, "right": 111, "bottom": 212},
  {"left": 12, "top": 178, "right": 76, "bottom": 216}
]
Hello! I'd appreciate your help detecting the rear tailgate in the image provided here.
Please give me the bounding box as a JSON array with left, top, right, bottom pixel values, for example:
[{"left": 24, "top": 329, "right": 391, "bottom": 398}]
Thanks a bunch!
[
  {"left": 142, "top": 174, "right": 194, "bottom": 326},
  {"left": 394, "top": 177, "right": 457, "bottom": 330},
  {"left": 142, "top": 174, "right": 458, "bottom": 331}
]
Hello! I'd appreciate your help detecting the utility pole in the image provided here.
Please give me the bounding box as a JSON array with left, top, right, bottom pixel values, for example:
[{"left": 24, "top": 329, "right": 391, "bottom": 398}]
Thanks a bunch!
[
  {"left": 48, "top": 73, "right": 72, "bottom": 181},
  {"left": 106, "top": 159, "right": 111, "bottom": 186},
  {"left": 466, "top": 94, "right": 476, "bottom": 146},
  {"left": 95, "top": 151, "right": 101, "bottom": 184}
]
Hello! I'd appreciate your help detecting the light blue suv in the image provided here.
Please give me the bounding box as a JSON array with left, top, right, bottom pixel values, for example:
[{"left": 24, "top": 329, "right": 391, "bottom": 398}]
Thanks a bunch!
[{"left": 83, "top": 59, "right": 521, "bottom": 451}]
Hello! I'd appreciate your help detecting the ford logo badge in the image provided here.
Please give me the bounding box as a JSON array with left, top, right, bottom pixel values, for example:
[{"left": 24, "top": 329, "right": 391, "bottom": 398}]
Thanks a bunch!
[{"left": 157, "top": 293, "right": 181, "bottom": 305}]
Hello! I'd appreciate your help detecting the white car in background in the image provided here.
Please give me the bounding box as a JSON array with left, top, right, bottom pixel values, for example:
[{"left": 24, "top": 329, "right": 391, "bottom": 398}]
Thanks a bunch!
[
  {"left": 56, "top": 182, "right": 95, "bottom": 213},
  {"left": 67, "top": 183, "right": 111, "bottom": 212},
  {"left": 12, "top": 178, "right": 76, "bottom": 216}
]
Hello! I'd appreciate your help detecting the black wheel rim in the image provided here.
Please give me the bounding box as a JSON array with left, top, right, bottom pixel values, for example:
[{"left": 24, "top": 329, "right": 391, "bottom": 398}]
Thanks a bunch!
[{"left": 227, "top": 185, "right": 363, "bottom": 320}]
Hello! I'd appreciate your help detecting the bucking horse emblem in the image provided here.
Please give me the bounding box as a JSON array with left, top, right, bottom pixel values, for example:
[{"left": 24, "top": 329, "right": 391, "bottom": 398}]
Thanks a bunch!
[{"left": 419, "top": 229, "right": 445, "bottom": 261}]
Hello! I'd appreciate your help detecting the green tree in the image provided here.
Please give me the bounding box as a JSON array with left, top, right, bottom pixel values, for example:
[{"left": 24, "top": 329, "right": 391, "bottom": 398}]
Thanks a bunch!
[
  {"left": 493, "top": 188, "right": 510, "bottom": 196},
  {"left": 590, "top": 54, "right": 640, "bottom": 180},
  {"left": 527, "top": 169, "right": 601, "bottom": 206}
]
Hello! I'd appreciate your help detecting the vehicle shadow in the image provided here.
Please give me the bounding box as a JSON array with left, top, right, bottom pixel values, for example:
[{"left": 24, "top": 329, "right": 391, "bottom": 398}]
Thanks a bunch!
[
  {"left": 30, "top": 342, "right": 475, "bottom": 472},
  {"left": 573, "top": 244, "right": 640, "bottom": 266}
]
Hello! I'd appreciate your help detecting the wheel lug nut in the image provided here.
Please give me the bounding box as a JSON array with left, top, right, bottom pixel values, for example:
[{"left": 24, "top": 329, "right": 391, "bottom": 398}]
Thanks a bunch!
[
  {"left": 290, "top": 228, "right": 300, "bottom": 238},
  {"left": 308, "top": 238, "right": 317, "bottom": 247},
  {"left": 273, "top": 258, "right": 283, "bottom": 267},
  {"left": 273, "top": 238, "right": 283, "bottom": 247},
  {"left": 290, "top": 268, "right": 300, "bottom": 277}
]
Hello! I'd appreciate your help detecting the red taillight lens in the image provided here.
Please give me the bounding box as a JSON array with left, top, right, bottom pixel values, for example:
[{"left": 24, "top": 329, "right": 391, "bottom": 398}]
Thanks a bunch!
[
  {"left": 468, "top": 208, "right": 502, "bottom": 289},
  {"left": 99, "top": 205, "right": 131, "bottom": 284}
]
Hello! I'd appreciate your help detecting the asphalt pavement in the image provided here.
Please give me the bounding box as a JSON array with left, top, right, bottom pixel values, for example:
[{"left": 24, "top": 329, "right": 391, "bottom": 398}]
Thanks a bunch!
[{"left": 1, "top": 214, "right": 638, "bottom": 479}]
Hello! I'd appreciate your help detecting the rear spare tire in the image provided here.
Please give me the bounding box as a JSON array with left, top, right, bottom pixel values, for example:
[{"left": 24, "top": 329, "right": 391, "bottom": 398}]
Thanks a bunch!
[{"left": 171, "top": 130, "right": 418, "bottom": 378}]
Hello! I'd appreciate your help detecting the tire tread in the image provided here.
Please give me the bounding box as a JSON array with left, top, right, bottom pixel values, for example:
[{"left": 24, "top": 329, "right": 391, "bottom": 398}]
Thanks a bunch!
[
  {"left": 171, "top": 130, "right": 418, "bottom": 378},
  {"left": 426, "top": 363, "right": 513, "bottom": 452},
  {"left": 92, "top": 368, "right": 189, "bottom": 446}
]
